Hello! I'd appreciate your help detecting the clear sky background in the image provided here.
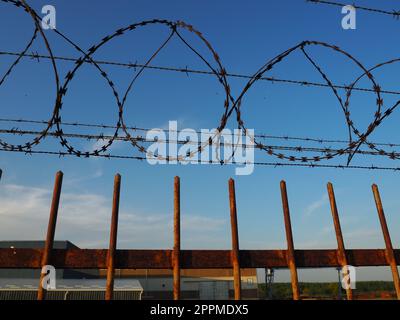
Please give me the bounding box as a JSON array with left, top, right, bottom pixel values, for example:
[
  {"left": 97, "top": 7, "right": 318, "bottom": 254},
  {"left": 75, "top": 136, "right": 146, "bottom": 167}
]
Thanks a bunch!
[{"left": 1, "top": 0, "right": 400, "bottom": 283}]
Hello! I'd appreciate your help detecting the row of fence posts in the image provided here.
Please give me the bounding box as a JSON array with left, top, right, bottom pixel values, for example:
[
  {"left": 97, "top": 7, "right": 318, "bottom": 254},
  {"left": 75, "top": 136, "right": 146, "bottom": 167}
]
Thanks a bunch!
[{"left": 14, "top": 170, "right": 398, "bottom": 300}]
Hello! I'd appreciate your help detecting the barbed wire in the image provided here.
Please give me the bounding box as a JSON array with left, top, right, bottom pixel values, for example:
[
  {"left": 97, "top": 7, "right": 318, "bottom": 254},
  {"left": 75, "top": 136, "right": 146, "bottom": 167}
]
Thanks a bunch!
[
  {"left": 2, "top": 50, "right": 400, "bottom": 96},
  {"left": 2, "top": 0, "right": 400, "bottom": 168},
  {"left": 3, "top": 127, "right": 400, "bottom": 158},
  {"left": 306, "top": 0, "right": 400, "bottom": 19},
  {"left": 1, "top": 146, "right": 399, "bottom": 171},
  {"left": 3, "top": 117, "right": 400, "bottom": 148}
]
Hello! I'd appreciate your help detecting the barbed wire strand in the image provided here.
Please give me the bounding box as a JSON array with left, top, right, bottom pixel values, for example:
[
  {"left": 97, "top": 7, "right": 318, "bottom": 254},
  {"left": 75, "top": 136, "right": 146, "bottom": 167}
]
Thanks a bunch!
[
  {"left": 2, "top": 50, "right": 400, "bottom": 96},
  {"left": 306, "top": 0, "right": 400, "bottom": 18},
  {"left": 1, "top": 146, "right": 399, "bottom": 171},
  {"left": 2, "top": 118, "right": 400, "bottom": 148},
  {"left": 3, "top": 127, "right": 400, "bottom": 158}
]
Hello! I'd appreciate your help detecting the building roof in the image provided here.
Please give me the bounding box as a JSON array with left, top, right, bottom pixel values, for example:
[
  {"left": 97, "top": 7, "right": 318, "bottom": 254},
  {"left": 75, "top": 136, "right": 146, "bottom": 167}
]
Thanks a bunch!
[
  {"left": 99, "top": 268, "right": 257, "bottom": 278},
  {"left": 0, "top": 240, "right": 79, "bottom": 249},
  {"left": 0, "top": 278, "right": 143, "bottom": 291}
]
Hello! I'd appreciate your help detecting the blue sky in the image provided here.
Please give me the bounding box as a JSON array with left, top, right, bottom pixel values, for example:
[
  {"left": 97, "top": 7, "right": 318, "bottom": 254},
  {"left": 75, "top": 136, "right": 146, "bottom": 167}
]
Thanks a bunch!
[{"left": 1, "top": 0, "right": 400, "bottom": 282}]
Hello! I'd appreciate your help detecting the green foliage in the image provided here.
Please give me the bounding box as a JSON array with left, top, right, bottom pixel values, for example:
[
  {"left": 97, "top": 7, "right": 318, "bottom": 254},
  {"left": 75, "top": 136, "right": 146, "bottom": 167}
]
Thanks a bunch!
[{"left": 258, "top": 282, "right": 396, "bottom": 300}]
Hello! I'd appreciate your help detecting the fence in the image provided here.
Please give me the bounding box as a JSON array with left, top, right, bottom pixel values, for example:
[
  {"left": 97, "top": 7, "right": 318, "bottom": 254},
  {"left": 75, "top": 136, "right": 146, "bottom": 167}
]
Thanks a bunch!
[{"left": 0, "top": 171, "right": 399, "bottom": 300}]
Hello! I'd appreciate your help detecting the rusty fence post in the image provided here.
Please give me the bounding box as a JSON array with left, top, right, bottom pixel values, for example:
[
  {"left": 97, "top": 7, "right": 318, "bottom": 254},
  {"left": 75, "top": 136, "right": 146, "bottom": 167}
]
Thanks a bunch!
[
  {"left": 327, "top": 183, "right": 353, "bottom": 300},
  {"left": 173, "top": 176, "right": 181, "bottom": 300},
  {"left": 37, "top": 171, "right": 63, "bottom": 300},
  {"left": 105, "top": 174, "right": 121, "bottom": 300},
  {"left": 372, "top": 184, "right": 400, "bottom": 300},
  {"left": 280, "top": 180, "right": 300, "bottom": 300},
  {"left": 228, "top": 178, "right": 242, "bottom": 300}
]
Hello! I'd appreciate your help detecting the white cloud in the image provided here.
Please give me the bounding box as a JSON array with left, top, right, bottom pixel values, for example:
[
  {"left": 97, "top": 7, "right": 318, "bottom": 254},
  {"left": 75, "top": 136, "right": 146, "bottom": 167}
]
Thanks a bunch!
[
  {"left": 304, "top": 194, "right": 329, "bottom": 217},
  {"left": 0, "top": 183, "right": 385, "bottom": 250},
  {"left": 0, "top": 183, "right": 227, "bottom": 249}
]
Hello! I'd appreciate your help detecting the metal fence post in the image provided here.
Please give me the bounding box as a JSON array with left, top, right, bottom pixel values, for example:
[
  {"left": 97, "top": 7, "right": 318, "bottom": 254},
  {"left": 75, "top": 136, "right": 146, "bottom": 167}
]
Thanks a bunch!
[
  {"left": 37, "top": 171, "right": 63, "bottom": 300},
  {"left": 105, "top": 174, "right": 121, "bottom": 300}
]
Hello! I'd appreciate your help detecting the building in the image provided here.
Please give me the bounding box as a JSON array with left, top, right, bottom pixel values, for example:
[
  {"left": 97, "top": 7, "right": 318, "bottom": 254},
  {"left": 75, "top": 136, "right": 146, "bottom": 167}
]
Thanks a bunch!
[
  {"left": 0, "top": 241, "right": 143, "bottom": 300},
  {"left": 0, "top": 279, "right": 143, "bottom": 300},
  {"left": 0, "top": 241, "right": 258, "bottom": 300},
  {"left": 0, "top": 241, "right": 99, "bottom": 279},
  {"left": 98, "top": 268, "right": 259, "bottom": 300}
]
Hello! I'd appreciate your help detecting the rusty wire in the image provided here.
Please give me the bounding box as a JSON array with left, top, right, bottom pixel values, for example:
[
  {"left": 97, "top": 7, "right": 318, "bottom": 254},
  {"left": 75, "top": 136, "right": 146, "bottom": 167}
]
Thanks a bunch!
[
  {"left": 307, "top": 0, "right": 400, "bottom": 19},
  {"left": 4, "top": 117, "right": 400, "bottom": 148},
  {"left": 2, "top": 147, "right": 400, "bottom": 171},
  {"left": 0, "top": 0, "right": 60, "bottom": 153},
  {"left": 3, "top": 50, "right": 400, "bottom": 96},
  {"left": 2, "top": 127, "right": 400, "bottom": 160},
  {"left": 2, "top": 0, "right": 400, "bottom": 168}
]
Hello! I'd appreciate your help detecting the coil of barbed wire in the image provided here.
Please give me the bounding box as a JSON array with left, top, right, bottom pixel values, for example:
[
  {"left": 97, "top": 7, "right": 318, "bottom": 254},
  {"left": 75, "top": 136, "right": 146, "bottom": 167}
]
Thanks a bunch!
[
  {"left": 2, "top": 0, "right": 400, "bottom": 166},
  {"left": 0, "top": 0, "right": 60, "bottom": 152},
  {"left": 233, "top": 40, "right": 383, "bottom": 164}
]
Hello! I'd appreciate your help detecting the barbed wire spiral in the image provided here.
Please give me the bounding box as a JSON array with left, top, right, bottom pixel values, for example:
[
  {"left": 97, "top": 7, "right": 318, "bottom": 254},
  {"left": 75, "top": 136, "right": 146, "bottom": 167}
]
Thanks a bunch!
[{"left": 1, "top": 0, "right": 400, "bottom": 170}]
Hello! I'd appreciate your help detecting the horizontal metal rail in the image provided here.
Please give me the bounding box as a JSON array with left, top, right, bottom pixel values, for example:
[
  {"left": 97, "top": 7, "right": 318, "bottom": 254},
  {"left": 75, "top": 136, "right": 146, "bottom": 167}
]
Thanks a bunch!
[{"left": 0, "top": 248, "right": 398, "bottom": 269}]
